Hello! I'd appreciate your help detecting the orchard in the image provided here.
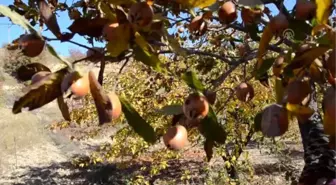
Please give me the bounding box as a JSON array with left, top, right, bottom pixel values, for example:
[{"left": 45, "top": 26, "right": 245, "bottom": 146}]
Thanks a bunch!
[{"left": 0, "top": 0, "right": 335, "bottom": 184}]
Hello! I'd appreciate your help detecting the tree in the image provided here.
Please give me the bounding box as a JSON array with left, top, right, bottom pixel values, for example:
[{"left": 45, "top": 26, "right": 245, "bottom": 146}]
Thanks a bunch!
[{"left": 0, "top": 0, "right": 335, "bottom": 184}]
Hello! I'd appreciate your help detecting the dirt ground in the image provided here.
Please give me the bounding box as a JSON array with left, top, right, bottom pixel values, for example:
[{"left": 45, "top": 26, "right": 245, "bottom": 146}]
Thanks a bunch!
[{"left": 0, "top": 49, "right": 305, "bottom": 185}]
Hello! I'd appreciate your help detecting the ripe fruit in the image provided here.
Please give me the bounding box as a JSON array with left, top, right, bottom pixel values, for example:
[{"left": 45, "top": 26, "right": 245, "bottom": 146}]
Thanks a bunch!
[
  {"left": 31, "top": 71, "right": 51, "bottom": 84},
  {"left": 261, "top": 104, "right": 289, "bottom": 137},
  {"left": 128, "top": 2, "right": 154, "bottom": 27},
  {"left": 183, "top": 93, "right": 209, "bottom": 120},
  {"left": 107, "top": 91, "right": 122, "bottom": 119},
  {"left": 295, "top": 0, "right": 316, "bottom": 20},
  {"left": 235, "top": 82, "right": 254, "bottom": 102},
  {"left": 286, "top": 79, "right": 311, "bottom": 104},
  {"left": 163, "top": 125, "right": 188, "bottom": 150},
  {"left": 272, "top": 55, "right": 285, "bottom": 77},
  {"left": 71, "top": 75, "right": 89, "bottom": 97},
  {"left": 218, "top": 1, "right": 237, "bottom": 24},
  {"left": 269, "top": 13, "right": 289, "bottom": 35},
  {"left": 18, "top": 34, "right": 45, "bottom": 57},
  {"left": 326, "top": 49, "right": 335, "bottom": 78}
]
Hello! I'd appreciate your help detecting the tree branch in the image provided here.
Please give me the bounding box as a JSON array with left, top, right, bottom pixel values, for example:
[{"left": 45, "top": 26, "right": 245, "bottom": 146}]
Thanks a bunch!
[
  {"left": 211, "top": 51, "right": 258, "bottom": 88},
  {"left": 159, "top": 49, "right": 235, "bottom": 65}
]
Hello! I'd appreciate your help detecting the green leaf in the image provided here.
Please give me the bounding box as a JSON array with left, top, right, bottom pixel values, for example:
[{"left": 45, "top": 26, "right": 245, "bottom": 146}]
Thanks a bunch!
[
  {"left": 106, "top": 23, "right": 131, "bottom": 57},
  {"left": 133, "top": 45, "right": 163, "bottom": 73},
  {"left": 163, "top": 29, "right": 187, "bottom": 57},
  {"left": 16, "top": 63, "right": 51, "bottom": 81},
  {"left": 204, "top": 139, "right": 214, "bottom": 162},
  {"left": 57, "top": 96, "right": 71, "bottom": 121},
  {"left": 120, "top": 96, "right": 157, "bottom": 144},
  {"left": 254, "top": 58, "right": 275, "bottom": 79},
  {"left": 0, "top": 5, "right": 39, "bottom": 36},
  {"left": 157, "top": 104, "right": 183, "bottom": 115},
  {"left": 12, "top": 67, "right": 69, "bottom": 114},
  {"left": 182, "top": 71, "right": 205, "bottom": 91},
  {"left": 317, "top": 33, "right": 333, "bottom": 46},
  {"left": 46, "top": 44, "right": 72, "bottom": 68},
  {"left": 253, "top": 112, "right": 262, "bottom": 132},
  {"left": 199, "top": 106, "right": 226, "bottom": 144}
]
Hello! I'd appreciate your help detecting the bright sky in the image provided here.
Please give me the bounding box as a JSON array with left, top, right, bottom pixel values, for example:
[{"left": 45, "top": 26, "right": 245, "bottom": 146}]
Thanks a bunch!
[{"left": 0, "top": 1, "right": 297, "bottom": 57}]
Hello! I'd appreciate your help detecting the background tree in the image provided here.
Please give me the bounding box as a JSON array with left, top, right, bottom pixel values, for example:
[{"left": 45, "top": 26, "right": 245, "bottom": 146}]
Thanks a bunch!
[{"left": 0, "top": 0, "right": 335, "bottom": 184}]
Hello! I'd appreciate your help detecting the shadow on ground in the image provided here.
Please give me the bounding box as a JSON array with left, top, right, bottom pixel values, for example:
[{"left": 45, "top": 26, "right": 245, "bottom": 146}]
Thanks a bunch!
[{"left": 8, "top": 157, "right": 206, "bottom": 185}]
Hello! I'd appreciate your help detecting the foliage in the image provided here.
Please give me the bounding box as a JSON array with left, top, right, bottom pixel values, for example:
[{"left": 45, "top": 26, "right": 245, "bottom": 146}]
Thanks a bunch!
[{"left": 1, "top": 0, "right": 336, "bottom": 184}]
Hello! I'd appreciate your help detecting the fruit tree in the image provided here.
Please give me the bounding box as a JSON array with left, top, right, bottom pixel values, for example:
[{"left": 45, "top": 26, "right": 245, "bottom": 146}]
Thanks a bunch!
[{"left": 0, "top": 0, "right": 335, "bottom": 184}]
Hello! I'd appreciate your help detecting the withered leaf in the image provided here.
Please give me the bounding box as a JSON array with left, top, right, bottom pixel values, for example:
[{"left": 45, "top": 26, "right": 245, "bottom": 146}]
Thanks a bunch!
[
  {"left": 115, "top": 6, "right": 128, "bottom": 24},
  {"left": 88, "top": 71, "right": 113, "bottom": 125},
  {"left": 61, "top": 71, "right": 82, "bottom": 93},
  {"left": 38, "top": 0, "right": 62, "bottom": 38},
  {"left": 57, "top": 96, "right": 71, "bottom": 121},
  {"left": 68, "top": 17, "right": 110, "bottom": 37},
  {"left": 204, "top": 139, "right": 214, "bottom": 162},
  {"left": 16, "top": 63, "right": 51, "bottom": 81},
  {"left": 12, "top": 67, "right": 69, "bottom": 114}
]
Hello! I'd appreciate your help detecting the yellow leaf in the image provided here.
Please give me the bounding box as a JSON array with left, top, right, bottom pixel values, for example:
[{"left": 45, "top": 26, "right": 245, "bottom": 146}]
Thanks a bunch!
[
  {"left": 134, "top": 32, "right": 148, "bottom": 50},
  {"left": 106, "top": 40, "right": 128, "bottom": 57},
  {"left": 286, "top": 103, "right": 314, "bottom": 115},
  {"left": 176, "top": 0, "right": 216, "bottom": 8},
  {"left": 274, "top": 77, "right": 285, "bottom": 104},
  {"left": 106, "top": 24, "right": 131, "bottom": 57},
  {"left": 315, "top": 0, "right": 332, "bottom": 25},
  {"left": 256, "top": 24, "right": 274, "bottom": 71},
  {"left": 97, "top": 2, "right": 117, "bottom": 22}
]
